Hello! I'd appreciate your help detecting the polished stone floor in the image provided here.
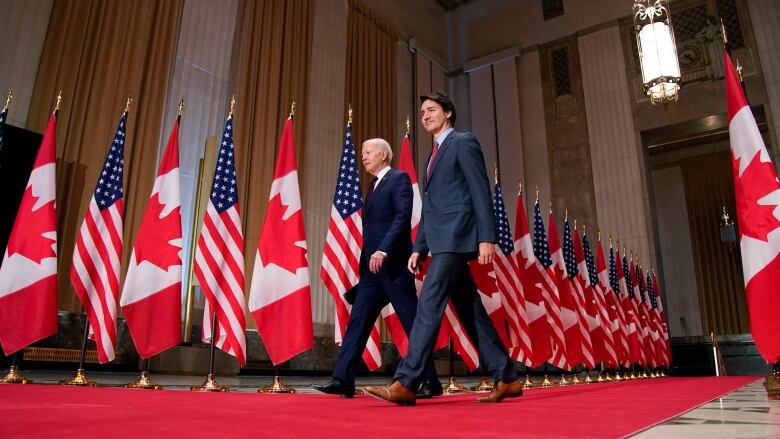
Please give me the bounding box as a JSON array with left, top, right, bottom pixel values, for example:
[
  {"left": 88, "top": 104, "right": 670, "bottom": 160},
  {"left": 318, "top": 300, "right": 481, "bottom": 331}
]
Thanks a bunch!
[{"left": 7, "top": 371, "right": 780, "bottom": 437}]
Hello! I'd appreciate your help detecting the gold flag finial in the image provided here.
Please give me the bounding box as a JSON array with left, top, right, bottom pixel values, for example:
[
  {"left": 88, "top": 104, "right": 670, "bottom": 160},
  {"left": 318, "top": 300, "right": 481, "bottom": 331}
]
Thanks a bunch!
[
  {"left": 719, "top": 17, "right": 728, "bottom": 45},
  {"left": 405, "top": 115, "right": 410, "bottom": 135},
  {"left": 229, "top": 94, "right": 236, "bottom": 117},
  {"left": 4, "top": 90, "right": 11, "bottom": 110},
  {"left": 290, "top": 100, "right": 296, "bottom": 118},
  {"left": 574, "top": 218, "right": 577, "bottom": 229},
  {"left": 598, "top": 230, "right": 601, "bottom": 241},
  {"left": 348, "top": 104, "right": 353, "bottom": 125},
  {"left": 582, "top": 223, "right": 587, "bottom": 233},
  {"left": 494, "top": 164, "right": 499, "bottom": 183},
  {"left": 535, "top": 188, "right": 539, "bottom": 202},
  {"left": 736, "top": 59, "right": 744, "bottom": 82},
  {"left": 565, "top": 209, "right": 568, "bottom": 221},
  {"left": 54, "top": 90, "right": 62, "bottom": 112},
  {"left": 125, "top": 96, "right": 133, "bottom": 113},
  {"left": 178, "top": 98, "right": 185, "bottom": 117},
  {"left": 518, "top": 180, "right": 523, "bottom": 195}
]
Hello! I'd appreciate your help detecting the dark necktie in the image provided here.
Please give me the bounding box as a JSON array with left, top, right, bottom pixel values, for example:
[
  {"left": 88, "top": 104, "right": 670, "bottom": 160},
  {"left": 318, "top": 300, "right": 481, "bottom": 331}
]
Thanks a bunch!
[
  {"left": 426, "top": 141, "right": 439, "bottom": 181},
  {"left": 365, "top": 176, "right": 378, "bottom": 204}
]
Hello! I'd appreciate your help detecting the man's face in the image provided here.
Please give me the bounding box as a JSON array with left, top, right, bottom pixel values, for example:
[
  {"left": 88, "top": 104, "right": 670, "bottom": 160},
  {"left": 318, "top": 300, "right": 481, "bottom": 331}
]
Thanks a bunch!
[
  {"left": 420, "top": 99, "right": 452, "bottom": 135},
  {"left": 361, "top": 141, "right": 387, "bottom": 176}
]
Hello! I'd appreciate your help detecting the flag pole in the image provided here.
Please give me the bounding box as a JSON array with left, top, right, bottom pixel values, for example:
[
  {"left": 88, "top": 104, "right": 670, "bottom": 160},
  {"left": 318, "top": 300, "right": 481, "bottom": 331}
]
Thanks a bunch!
[
  {"left": 59, "top": 318, "right": 98, "bottom": 386},
  {"left": 0, "top": 90, "right": 11, "bottom": 169},
  {"left": 258, "top": 101, "right": 298, "bottom": 395},
  {"left": 442, "top": 341, "right": 470, "bottom": 394}
]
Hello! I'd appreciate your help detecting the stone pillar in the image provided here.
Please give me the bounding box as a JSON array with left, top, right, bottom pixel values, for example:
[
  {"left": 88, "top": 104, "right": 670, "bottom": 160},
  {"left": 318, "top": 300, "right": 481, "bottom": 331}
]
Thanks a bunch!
[
  {"left": 578, "top": 26, "right": 654, "bottom": 264},
  {"left": 0, "top": 0, "right": 53, "bottom": 127},
  {"left": 749, "top": 0, "right": 780, "bottom": 152}
]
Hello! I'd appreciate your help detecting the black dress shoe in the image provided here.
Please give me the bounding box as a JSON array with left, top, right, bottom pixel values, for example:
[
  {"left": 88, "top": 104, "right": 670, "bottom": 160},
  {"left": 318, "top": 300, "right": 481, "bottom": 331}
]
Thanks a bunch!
[
  {"left": 416, "top": 379, "right": 444, "bottom": 399},
  {"left": 312, "top": 379, "right": 355, "bottom": 398}
]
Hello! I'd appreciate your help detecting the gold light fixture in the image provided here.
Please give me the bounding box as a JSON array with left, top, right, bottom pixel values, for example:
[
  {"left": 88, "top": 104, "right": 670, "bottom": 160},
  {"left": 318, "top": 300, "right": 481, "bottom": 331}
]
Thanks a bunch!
[{"left": 633, "top": 0, "right": 681, "bottom": 104}]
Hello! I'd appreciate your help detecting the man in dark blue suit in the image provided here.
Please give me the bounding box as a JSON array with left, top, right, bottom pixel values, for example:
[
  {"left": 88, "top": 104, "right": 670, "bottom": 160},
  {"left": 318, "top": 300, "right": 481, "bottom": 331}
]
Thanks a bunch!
[
  {"left": 365, "top": 92, "right": 522, "bottom": 405},
  {"left": 314, "top": 138, "right": 441, "bottom": 398}
]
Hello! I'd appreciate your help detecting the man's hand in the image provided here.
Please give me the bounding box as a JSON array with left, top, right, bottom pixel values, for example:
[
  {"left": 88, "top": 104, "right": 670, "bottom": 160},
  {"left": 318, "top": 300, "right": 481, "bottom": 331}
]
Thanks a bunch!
[
  {"left": 478, "top": 242, "right": 494, "bottom": 265},
  {"left": 370, "top": 251, "right": 387, "bottom": 273},
  {"left": 408, "top": 252, "right": 421, "bottom": 274}
]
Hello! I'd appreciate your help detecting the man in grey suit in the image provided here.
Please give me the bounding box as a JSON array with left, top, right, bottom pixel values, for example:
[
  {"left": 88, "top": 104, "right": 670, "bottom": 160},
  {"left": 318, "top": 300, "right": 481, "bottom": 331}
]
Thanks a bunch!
[{"left": 365, "top": 92, "right": 522, "bottom": 406}]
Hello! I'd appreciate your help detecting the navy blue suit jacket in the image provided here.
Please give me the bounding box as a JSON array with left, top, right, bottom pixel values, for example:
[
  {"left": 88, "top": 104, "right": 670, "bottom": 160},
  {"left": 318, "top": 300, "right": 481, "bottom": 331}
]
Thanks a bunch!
[
  {"left": 414, "top": 131, "right": 496, "bottom": 257},
  {"left": 361, "top": 168, "right": 414, "bottom": 280}
]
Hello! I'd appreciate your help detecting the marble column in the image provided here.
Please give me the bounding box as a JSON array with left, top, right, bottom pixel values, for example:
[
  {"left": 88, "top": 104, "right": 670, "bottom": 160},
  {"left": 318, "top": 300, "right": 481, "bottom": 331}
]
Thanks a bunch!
[
  {"left": 748, "top": 0, "right": 780, "bottom": 153},
  {"left": 578, "top": 25, "right": 654, "bottom": 264},
  {"left": 0, "top": 0, "right": 53, "bottom": 128}
]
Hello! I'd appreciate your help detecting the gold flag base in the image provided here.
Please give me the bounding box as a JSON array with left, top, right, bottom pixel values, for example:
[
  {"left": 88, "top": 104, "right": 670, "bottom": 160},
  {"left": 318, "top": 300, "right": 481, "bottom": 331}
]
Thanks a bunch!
[
  {"left": 629, "top": 371, "right": 638, "bottom": 380},
  {"left": 190, "top": 374, "right": 229, "bottom": 392},
  {"left": 124, "top": 371, "right": 163, "bottom": 390},
  {"left": 442, "top": 376, "right": 469, "bottom": 394},
  {"left": 541, "top": 375, "right": 554, "bottom": 387},
  {"left": 470, "top": 376, "right": 493, "bottom": 392},
  {"left": 559, "top": 374, "right": 571, "bottom": 386},
  {"left": 660, "top": 370, "right": 667, "bottom": 377},
  {"left": 614, "top": 371, "right": 624, "bottom": 381},
  {"left": 522, "top": 374, "right": 534, "bottom": 389},
  {"left": 0, "top": 366, "right": 31, "bottom": 384},
  {"left": 259, "top": 375, "right": 295, "bottom": 394},
  {"left": 59, "top": 369, "right": 98, "bottom": 386},
  {"left": 584, "top": 372, "right": 594, "bottom": 384},
  {"left": 764, "top": 368, "right": 780, "bottom": 401},
  {"left": 571, "top": 373, "right": 583, "bottom": 385},
  {"left": 641, "top": 370, "right": 649, "bottom": 379},
  {"left": 603, "top": 372, "right": 613, "bottom": 382}
]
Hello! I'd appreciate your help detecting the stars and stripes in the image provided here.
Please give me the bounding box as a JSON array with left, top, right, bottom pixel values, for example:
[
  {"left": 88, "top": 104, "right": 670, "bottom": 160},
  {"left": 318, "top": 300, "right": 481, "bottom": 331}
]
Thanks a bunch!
[
  {"left": 512, "top": 190, "right": 553, "bottom": 367},
  {"left": 636, "top": 264, "right": 658, "bottom": 367},
  {"left": 623, "top": 254, "right": 645, "bottom": 366},
  {"left": 320, "top": 123, "right": 382, "bottom": 370},
  {"left": 562, "top": 219, "right": 593, "bottom": 369},
  {"left": 606, "top": 243, "right": 630, "bottom": 367},
  {"left": 70, "top": 111, "right": 127, "bottom": 363},
  {"left": 492, "top": 181, "right": 531, "bottom": 364},
  {"left": 646, "top": 271, "right": 669, "bottom": 366},
  {"left": 583, "top": 233, "right": 617, "bottom": 368},
  {"left": 532, "top": 199, "right": 566, "bottom": 368},
  {"left": 195, "top": 114, "right": 247, "bottom": 365}
]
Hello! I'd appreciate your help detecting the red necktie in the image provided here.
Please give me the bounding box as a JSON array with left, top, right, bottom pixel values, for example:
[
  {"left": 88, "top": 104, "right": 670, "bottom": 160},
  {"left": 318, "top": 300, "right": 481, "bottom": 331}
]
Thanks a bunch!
[{"left": 426, "top": 141, "right": 439, "bottom": 181}]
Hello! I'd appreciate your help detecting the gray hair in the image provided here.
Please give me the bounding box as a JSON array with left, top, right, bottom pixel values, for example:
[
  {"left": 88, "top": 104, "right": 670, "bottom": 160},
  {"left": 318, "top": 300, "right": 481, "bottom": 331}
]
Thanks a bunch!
[{"left": 363, "top": 138, "right": 393, "bottom": 164}]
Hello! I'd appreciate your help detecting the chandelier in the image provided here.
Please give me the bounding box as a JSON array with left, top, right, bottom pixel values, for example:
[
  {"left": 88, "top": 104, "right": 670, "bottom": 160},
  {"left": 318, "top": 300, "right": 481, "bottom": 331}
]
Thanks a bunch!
[{"left": 633, "top": 0, "right": 681, "bottom": 104}]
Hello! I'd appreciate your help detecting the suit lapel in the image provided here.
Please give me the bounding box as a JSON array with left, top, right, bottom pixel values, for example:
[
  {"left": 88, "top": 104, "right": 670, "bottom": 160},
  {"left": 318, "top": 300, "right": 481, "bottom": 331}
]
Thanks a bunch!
[
  {"left": 365, "top": 168, "right": 393, "bottom": 214},
  {"left": 426, "top": 132, "right": 455, "bottom": 185}
]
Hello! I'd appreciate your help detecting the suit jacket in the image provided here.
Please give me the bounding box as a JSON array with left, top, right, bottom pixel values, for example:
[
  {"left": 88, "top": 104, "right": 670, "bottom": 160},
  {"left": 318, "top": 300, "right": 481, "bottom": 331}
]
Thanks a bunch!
[
  {"left": 414, "top": 131, "right": 496, "bottom": 257},
  {"left": 360, "top": 167, "right": 414, "bottom": 280}
]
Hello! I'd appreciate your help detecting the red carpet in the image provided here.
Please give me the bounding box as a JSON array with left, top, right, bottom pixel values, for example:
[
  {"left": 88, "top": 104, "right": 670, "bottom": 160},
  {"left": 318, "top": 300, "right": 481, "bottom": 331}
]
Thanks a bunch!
[{"left": 0, "top": 376, "right": 757, "bottom": 438}]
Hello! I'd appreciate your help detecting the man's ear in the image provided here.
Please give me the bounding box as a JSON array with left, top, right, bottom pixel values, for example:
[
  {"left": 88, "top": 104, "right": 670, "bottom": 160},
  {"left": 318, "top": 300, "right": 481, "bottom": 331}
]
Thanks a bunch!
[{"left": 445, "top": 111, "right": 452, "bottom": 120}]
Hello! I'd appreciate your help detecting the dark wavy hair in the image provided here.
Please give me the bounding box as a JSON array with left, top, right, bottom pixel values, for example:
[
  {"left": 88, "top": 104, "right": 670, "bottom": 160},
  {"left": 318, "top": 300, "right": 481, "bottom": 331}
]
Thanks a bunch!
[{"left": 420, "top": 91, "right": 457, "bottom": 126}]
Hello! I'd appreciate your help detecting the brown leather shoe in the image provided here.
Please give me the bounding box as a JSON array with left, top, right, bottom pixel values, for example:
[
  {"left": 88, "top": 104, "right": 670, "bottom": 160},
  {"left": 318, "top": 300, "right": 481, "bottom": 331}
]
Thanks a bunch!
[
  {"left": 364, "top": 381, "right": 416, "bottom": 406},
  {"left": 475, "top": 379, "right": 523, "bottom": 403}
]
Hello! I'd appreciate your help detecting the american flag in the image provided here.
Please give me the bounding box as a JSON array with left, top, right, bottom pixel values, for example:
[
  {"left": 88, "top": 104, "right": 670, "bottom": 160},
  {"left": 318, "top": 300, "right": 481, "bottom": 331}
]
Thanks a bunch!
[
  {"left": 532, "top": 200, "right": 567, "bottom": 368},
  {"left": 583, "top": 233, "right": 617, "bottom": 368},
  {"left": 607, "top": 244, "right": 630, "bottom": 367},
  {"left": 195, "top": 114, "right": 247, "bottom": 365},
  {"left": 492, "top": 181, "right": 531, "bottom": 364},
  {"left": 623, "top": 254, "right": 645, "bottom": 365},
  {"left": 562, "top": 219, "right": 594, "bottom": 369},
  {"left": 636, "top": 264, "right": 658, "bottom": 367},
  {"left": 651, "top": 272, "right": 671, "bottom": 366},
  {"left": 70, "top": 111, "right": 126, "bottom": 363},
  {"left": 319, "top": 123, "right": 382, "bottom": 370},
  {"left": 646, "top": 271, "right": 669, "bottom": 366}
]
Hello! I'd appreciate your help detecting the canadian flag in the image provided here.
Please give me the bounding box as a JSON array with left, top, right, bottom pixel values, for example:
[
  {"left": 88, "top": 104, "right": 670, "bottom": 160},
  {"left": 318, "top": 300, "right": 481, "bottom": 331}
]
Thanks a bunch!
[
  {"left": 0, "top": 114, "right": 58, "bottom": 355},
  {"left": 726, "top": 51, "right": 780, "bottom": 364},
  {"left": 249, "top": 116, "right": 313, "bottom": 365},
  {"left": 121, "top": 120, "right": 182, "bottom": 358}
]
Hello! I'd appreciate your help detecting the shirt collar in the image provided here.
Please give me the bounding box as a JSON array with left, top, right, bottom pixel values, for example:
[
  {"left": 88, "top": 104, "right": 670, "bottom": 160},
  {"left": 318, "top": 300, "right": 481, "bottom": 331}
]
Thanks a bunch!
[
  {"left": 435, "top": 127, "right": 454, "bottom": 146},
  {"left": 374, "top": 166, "right": 391, "bottom": 187}
]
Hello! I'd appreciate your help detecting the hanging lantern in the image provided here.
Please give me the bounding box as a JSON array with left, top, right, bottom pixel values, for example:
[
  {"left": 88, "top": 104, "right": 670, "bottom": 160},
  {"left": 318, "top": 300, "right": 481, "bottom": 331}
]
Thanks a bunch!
[{"left": 633, "top": 0, "right": 681, "bottom": 104}]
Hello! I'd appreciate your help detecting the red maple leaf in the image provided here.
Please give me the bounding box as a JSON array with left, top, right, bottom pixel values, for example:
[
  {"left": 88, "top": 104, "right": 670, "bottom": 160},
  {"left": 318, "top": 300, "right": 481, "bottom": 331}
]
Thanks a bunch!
[
  {"left": 259, "top": 194, "right": 307, "bottom": 274},
  {"left": 733, "top": 152, "right": 780, "bottom": 242},
  {"left": 469, "top": 259, "right": 498, "bottom": 295},
  {"left": 133, "top": 193, "right": 182, "bottom": 270},
  {"left": 6, "top": 186, "right": 57, "bottom": 263}
]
